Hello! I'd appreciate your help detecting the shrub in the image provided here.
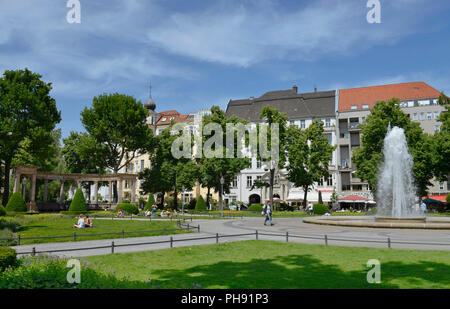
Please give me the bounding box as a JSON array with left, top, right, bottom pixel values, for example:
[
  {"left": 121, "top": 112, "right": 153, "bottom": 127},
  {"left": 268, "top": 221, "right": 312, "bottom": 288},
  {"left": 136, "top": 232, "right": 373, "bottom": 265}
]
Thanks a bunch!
[
  {"left": 195, "top": 196, "right": 207, "bottom": 211},
  {"left": 116, "top": 203, "right": 139, "bottom": 215},
  {"left": 0, "top": 205, "right": 6, "bottom": 217},
  {"left": 248, "top": 204, "right": 263, "bottom": 212},
  {"left": 5, "top": 192, "right": 27, "bottom": 213},
  {"left": 144, "top": 194, "right": 156, "bottom": 210},
  {"left": 68, "top": 189, "right": 88, "bottom": 213},
  {"left": 313, "top": 204, "right": 329, "bottom": 215},
  {"left": 279, "top": 202, "right": 294, "bottom": 212},
  {"left": 188, "top": 198, "right": 197, "bottom": 210},
  {"left": 0, "top": 247, "right": 18, "bottom": 272}
]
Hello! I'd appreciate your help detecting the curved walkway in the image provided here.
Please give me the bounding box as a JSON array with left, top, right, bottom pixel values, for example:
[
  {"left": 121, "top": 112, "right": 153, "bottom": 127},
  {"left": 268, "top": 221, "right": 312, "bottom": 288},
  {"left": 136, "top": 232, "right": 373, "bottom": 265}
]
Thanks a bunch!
[{"left": 12, "top": 217, "right": 450, "bottom": 257}]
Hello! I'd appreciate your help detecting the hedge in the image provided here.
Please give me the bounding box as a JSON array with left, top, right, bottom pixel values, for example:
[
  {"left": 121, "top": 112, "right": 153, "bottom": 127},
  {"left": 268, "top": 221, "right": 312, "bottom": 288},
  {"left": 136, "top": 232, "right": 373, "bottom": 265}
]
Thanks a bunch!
[
  {"left": 68, "top": 189, "right": 88, "bottom": 213},
  {"left": 0, "top": 247, "right": 18, "bottom": 272},
  {"left": 313, "top": 204, "right": 329, "bottom": 215},
  {"left": 5, "top": 192, "right": 27, "bottom": 213},
  {"left": 195, "top": 196, "right": 207, "bottom": 211},
  {"left": 248, "top": 204, "right": 263, "bottom": 212},
  {"left": 144, "top": 194, "right": 156, "bottom": 210},
  {"left": 116, "top": 203, "right": 139, "bottom": 215},
  {"left": 0, "top": 205, "right": 6, "bottom": 217}
]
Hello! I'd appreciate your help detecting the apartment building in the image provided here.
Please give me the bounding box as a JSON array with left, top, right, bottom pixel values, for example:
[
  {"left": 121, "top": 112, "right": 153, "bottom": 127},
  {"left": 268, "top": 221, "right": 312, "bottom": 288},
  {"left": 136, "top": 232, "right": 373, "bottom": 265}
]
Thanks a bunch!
[
  {"left": 336, "top": 82, "right": 448, "bottom": 205},
  {"left": 225, "top": 86, "right": 338, "bottom": 206}
]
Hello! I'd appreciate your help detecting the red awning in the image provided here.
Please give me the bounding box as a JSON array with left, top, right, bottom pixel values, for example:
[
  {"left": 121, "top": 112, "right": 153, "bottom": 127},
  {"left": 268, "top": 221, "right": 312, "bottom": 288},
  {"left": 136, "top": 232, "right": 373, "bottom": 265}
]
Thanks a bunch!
[
  {"left": 421, "top": 195, "right": 447, "bottom": 203},
  {"left": 339, "top": 195, "right": 371, "bottom": 202}
]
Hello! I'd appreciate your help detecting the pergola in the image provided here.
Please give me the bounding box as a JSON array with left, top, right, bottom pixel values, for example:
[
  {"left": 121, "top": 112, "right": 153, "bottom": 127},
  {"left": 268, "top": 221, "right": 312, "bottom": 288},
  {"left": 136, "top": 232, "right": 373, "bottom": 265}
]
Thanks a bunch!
[{"left": 13, "top": 166, "right": 137, "bottom": 211}]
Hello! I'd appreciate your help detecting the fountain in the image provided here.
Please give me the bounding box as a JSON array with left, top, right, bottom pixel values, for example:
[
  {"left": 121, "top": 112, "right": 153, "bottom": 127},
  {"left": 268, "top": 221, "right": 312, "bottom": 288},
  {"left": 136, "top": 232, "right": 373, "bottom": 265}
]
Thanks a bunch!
[
  {"left": 302, "top": 125, "right": 450, "bottom": 229},
  {"left": 375, "top": 126, "right": 425, "bottom": 223}
]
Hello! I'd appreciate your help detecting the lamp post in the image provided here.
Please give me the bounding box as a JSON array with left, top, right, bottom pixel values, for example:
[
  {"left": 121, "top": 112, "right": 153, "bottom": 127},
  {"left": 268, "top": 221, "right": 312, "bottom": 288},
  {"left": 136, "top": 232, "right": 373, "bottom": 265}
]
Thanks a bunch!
[{"left": 220, "top": 176, "right": 225, "bottom": 218}]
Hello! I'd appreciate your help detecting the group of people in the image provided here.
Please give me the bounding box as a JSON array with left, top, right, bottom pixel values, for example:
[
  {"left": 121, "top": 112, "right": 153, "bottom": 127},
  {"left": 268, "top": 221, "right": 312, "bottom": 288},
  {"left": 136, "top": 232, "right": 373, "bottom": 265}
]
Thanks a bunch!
[
  {"left": 73, "top": 214, "right": 93, "bottom": 228},
  {"left": 143, "top": 204, "right": 177, "bottom": 217}
]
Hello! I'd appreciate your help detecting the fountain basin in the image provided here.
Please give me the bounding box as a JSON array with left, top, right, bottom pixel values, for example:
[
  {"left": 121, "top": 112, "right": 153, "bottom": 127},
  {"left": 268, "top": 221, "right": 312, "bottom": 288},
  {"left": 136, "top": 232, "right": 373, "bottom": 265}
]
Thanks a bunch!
[{"left": 375, "top": 217, "right": 426, "bottom": 224}]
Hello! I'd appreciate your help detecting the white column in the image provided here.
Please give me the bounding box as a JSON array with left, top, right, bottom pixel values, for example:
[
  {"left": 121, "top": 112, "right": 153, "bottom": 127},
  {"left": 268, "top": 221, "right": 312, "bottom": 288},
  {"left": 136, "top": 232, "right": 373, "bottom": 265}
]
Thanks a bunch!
[{"left": 94, "top": 181, "right": 99, "bottom": 204}]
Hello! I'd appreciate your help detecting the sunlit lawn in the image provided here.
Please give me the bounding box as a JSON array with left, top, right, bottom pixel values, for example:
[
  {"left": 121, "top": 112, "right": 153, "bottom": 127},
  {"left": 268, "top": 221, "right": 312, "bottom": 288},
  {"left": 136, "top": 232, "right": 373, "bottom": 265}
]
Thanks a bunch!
[{"left": 84, "top": 240, "right": 450, "bottom": 289}]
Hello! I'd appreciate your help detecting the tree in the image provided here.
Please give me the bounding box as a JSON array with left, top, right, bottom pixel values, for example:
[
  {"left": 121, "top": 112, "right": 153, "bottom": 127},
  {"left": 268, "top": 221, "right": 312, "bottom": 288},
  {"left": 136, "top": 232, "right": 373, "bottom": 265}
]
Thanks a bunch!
[
  {"left": 197, "top": 106, "right": 250, "bottom": 214},
  {"left": 352, "top": 98, "right": 433, "bottom": 197},
  {"left": 431, "top": 93, "right": 450, "bottom": 181},
  {"left": 285, "top": 120, "right": 335, "bottom": 207},
  {"left": 0, "top": 68, "right": 61, "bottom": 206},
  {"left": 144, "top": 194, "right": 156, "bottom": 210},
  {"left": 255, "top": 106, "right": 289, "bottom": 206},
  {"left": 139, "top": 123, "right": 198, "bottom": 210},
  {"left": 69, "top": 188, "right": 88, "bottom": 213}
]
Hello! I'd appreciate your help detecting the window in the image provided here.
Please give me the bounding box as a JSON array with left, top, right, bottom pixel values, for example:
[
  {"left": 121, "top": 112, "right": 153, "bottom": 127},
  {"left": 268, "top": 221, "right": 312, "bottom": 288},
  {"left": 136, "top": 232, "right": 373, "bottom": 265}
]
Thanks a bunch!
[
  {"left": 427, "top": 112, "right": 432, "bottom": 120},
  {"left": 141, "top": 160, "right": 145, "bottom": 171},
  {"left": 325, "top": 134, "right": 332, "bottom": 145},
  {"left": 362, "top": 104, "right": 369, "bottom": 110},
  {"left": 327, "top": 174, "right": 333, "bottom": 186},
  {"left": 420, "top": 112, "right": 425, "bottom": 120},
  {"left": 435, "top": 125, "right": 441, "bottom": 133},
  {"left": 318, "top": 177, "right": 324, "bottom": 186},
  {"left": 413, "top": 113, "right": 418, "bottom": 120},
  {"left": 300, "top": 120, "right": 306, "bottom": 129},
  {"left": 325, "top": 118, "right": 331, "bottom": 127},
  {"left": 361, "top": 116, "right": 366, "bottom": 123},
  {"left": 351, "top": 105, "right": 358, "bottom": 110},
  {"left": 135, "top": 161, "right": 139, "bottom": 172},
  {"left": 274, "top": 175, "right": 279, "bottom": 185},
  {"left": 290, "top": 120, "right": 295, "bottom": 126},
  {"left": 232, "top": 176, "right": 238, "bottom": 188},
  {"left": 247, "top": 176, "right": 253, "bottom": 188},
  {"left": 434, "top": 112, "right": 440, "bottom": 119},
  {"left": 439, "top": 182, "right": 444, "bottom": 190},
  {"left": 256, "top": 160, "right": 262, "bottom": 169},
  {"left": 257, "top": 176, "right": 262, "bottom": 182},
  {"left": 162, "top": 117, "right": 167, "bottom": 122}
]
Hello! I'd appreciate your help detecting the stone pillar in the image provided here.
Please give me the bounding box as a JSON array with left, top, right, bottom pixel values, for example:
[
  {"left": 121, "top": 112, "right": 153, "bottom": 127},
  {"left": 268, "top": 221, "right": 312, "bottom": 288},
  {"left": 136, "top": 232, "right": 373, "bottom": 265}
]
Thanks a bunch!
[
  {"left": 43, "top": 180, "right": 49, "bottom": 202},
  {"left": 59, "top": 180, "right": 65, "bottom": 209},
  {"left": 117, "top": 179, "right": 123, "bottom": 204},
  {"left": 22, "top": 177, "right": 27, "bottom": 201},
  {"left": 108, "top": 181, "right": 113, "bottom": 203},
  {"left": 131, "top": 180, "right": 136, "bottom": 204},
  {"left": 77, "top": 180, "right": 82, "bottom": 189},
  {"left": 94, "top": 181, "right": 99, "bottom": 204},
  {"left": 28, "top": 174, "right": 38, "bottom": 212},
  {"left": 14, "top": 173, "right": 21, "bottom": 193}
]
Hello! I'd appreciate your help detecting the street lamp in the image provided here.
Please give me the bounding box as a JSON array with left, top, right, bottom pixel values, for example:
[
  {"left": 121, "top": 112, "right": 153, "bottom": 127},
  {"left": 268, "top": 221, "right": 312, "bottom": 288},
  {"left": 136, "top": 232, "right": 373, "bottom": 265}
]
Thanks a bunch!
[{"left": 220, "top": 176, "right": 225, "bottom": 218}]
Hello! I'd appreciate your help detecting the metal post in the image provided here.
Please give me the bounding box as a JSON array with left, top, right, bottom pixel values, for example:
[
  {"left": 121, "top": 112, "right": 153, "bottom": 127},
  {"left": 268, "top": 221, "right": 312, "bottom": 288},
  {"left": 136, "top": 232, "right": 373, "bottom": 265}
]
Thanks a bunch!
[
  {"left": 73, "top": 232, "right": 76, "bottom": 242},
  {"left": 32, "top": 247, "right": 36, "bottom": 256},
  {"left": 216, "top": 233, "right": 219, "bottom": 244},
  {"left": 18, "top": 235, "right": 21, "bottom": 246},
  {"left": 197, "top": 225, "right": 200, "bottom": 233},
  {"left": 256, "top": 230, "right": 258, "bottom": 240},
  {"left": 170, "top": 236, "right": 173, "bottom": 248},
  {"left": 122, "top": 229, "right": 125, "bottom": 239},
  {"left": 325, "top": 235, "right": 328, "bottom": 246},
  {"left": 187, "top": 223, "right": 190, "bottom": 231},
  {"left": 286, "top": 232, "right": 289, "bottom": 242},
  {"left": 388, "top": 237, "right": 391, "bottom": 249},
  {"left": 111, "top": 241, "right": 115, "bottom": 253}
]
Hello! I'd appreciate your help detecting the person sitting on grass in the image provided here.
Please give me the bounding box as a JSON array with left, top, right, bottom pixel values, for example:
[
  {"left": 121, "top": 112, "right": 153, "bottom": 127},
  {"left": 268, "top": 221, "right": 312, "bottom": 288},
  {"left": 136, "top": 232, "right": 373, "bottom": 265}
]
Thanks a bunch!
[
  {"left": 172, "top": 209, "right": 177, "bottom": 217},
  {"left": 165, "top": 209, "right": 171, "bottom": 217},
  {"left": 117, "top": 209, "right": 123, "bottom": 217},
  {"left": 85, "top": 215, "right": 93, "bottom": 228},
  {"left": 145, "top": 209, "right": 151, "bottom": 217},
  {"left": 73, "top": 215, "right": 85, "bottom": 228},
  {"left": 160, "top": 210, "right": 167, "bottom": 217}
]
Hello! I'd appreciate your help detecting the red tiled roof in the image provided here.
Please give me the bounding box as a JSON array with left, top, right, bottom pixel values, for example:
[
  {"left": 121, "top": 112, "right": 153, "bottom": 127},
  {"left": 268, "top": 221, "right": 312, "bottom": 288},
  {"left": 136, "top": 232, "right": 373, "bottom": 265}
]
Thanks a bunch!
[
  {"left": 156, "top": 113, "right": 189, "bottom": 125},
  {"left": 339, "top": 195, "right": 371, "bottom": 201},
  {"left": 159, "top": 110, "right": 180, "bottom": 116},
  {"left": 338, "top": 82, "right": 441, "bottom": 112}
]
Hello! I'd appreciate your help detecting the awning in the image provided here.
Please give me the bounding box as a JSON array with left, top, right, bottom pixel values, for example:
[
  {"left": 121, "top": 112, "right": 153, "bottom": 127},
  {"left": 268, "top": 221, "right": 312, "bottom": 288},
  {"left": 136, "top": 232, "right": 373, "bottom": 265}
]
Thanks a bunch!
[
  {"left": 286, "top": 189, "right": 331, "bottom": 202},
  {"left": 422, "top": 196, "right": 446, "bottom": 205},
  {"left": 339, "top": 195, "right": 373, "bottom": 203}
]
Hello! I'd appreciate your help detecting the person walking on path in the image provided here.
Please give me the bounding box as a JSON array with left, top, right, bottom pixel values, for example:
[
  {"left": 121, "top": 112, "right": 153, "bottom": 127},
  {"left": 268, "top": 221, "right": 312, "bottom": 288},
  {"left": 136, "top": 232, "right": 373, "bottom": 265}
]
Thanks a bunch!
[
  {"left": 151, "top": 204, "right": 157, "bottom": 217},
  {"left": 421, "top": 201, "right": 427, "bottom": 215},
  {"left": 263, "top": 202, "right": 273, "bottom": 226}
]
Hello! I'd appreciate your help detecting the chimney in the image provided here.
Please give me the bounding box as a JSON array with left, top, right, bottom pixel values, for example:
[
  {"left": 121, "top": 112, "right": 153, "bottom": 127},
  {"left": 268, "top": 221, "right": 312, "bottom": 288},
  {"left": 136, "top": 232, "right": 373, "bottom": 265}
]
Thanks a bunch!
[{"left": 293, "top": 85, "right": 298, "bottom": 93}]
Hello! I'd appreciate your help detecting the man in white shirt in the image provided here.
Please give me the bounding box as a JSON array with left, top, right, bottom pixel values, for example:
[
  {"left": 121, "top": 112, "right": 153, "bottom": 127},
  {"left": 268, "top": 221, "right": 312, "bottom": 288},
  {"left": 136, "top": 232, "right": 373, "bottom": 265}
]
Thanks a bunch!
[{"left": 73, "top": 215, "right": 85, "bottom": 228}]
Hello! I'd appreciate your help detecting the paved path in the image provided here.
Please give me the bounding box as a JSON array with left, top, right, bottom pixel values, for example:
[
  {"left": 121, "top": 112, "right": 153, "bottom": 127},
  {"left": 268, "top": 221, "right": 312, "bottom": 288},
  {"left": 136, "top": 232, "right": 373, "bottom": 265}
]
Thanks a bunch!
[{"left": 12, "top": 217, "right": 450, "bottom": 257}]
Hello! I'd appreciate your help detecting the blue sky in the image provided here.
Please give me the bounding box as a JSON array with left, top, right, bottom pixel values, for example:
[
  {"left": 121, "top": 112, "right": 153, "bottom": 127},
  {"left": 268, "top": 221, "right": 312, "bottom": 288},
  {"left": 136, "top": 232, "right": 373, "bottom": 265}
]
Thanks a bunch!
[{"left": 1, "top": 0, "right": 449, "bottom": 138}]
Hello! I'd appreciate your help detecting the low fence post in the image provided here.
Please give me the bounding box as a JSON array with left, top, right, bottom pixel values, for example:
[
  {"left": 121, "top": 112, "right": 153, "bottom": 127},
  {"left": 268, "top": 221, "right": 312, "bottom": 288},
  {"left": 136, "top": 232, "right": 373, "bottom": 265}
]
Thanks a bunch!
[
  {"left": 187, "top": 223, "right": 190, "bottom": 231},
  {"left": 170, "top": 236, "right": 173, "bottom": 248},
  {"left": 325, "top": 235, "right": 328, "bottom": 246},
  {"left": 197, "top": 225, "right": 200, "bottom": 233},
  {"left": 111, "top": 241, "right": 115, "bottom": 254},
  {"left": 163, "top": 227, "right": 166, "bottom": 236},
  {"left": 18, "top": 235, "right": 21, "bottom": 246},
  {"left": 32, "top": 247, "right": 36, "bottom": 257},
  {"left": 73, "top": 232, "right": 76, "bottom": 242},
  {"left": 216, "top": 233, "right": 219, "bottom": 244},
  {"left": 286, "top": 232, "right": 289, "bottom": 243},
  {"left": 256, "top": 230, "right": 258, "bottom": 240},
  {"left": 122, "top": 229, "right": 125, "bottom": 239},
  {"left": 388, "top": 237, "right": 391, "bottom": 249}
]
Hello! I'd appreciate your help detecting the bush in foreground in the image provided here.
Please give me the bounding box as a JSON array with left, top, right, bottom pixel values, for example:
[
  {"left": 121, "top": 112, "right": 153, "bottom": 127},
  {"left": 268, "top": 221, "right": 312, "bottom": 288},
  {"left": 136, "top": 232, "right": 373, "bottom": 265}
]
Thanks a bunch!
[
  {"left": 0, "top": 247, "right": 18, "bottom": 272},
  {"left": 313, "top": 204, "right": 329, "bottom": 215},
  {"left": 68, "top": 189, "right": 88, "bottom": 213},
  {"left": 5, "top": 192, "right": 27, "bottom": 213},
  {"left": 116, "top": 203, "right": 139, "bottom": 215}
]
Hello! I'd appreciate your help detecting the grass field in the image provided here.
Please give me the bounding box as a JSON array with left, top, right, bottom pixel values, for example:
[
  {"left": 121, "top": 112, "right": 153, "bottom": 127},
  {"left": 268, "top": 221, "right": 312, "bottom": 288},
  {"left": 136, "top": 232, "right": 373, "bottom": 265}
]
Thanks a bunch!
[
  {"left": 2, "top": 215, "right": 191, "bottom": 245},
  {"left": 83, "top": 240, "right": 450, "bottom": 289}
]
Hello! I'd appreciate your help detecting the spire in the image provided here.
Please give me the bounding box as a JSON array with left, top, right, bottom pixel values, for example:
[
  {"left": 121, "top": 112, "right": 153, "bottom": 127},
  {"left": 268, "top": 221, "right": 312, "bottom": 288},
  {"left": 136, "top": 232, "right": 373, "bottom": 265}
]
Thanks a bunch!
[{"left": 144, "top": 81, "right": 156, "bottom": 111}]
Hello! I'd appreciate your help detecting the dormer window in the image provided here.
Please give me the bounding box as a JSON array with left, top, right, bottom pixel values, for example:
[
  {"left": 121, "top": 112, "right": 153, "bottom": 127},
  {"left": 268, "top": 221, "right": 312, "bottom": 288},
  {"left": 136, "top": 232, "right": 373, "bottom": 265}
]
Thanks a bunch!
[{"left": 351, "top": 105, "right": 358, "bottom": 110}]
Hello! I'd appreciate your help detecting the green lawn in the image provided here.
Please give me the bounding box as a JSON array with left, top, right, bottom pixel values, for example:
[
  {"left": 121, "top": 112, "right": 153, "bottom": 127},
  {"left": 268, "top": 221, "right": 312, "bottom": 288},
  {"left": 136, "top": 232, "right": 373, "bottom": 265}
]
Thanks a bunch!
[
  {"left": 84, "top": 240, "right": 450, "bottom": 289},
  {"left": 6, "top": 215, "right": 192, "bottom": 245}
]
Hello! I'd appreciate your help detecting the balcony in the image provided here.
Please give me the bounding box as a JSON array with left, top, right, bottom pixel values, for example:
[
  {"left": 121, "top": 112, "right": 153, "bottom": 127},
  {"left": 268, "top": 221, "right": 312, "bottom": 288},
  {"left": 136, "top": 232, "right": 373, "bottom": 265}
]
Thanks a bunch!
[
  {"left": 338, "top": 160, "right": 351, "bottom": 170},
  {"left": 348, "top": 123, "right": 361, "bottom": 131}
]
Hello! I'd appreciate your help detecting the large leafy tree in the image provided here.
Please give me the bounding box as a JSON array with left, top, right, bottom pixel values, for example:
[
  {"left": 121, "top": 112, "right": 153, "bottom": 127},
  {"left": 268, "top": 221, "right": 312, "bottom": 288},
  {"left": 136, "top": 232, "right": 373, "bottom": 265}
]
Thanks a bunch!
[
  {"left": 256, "top": 106, "right": 289, "bottom": 206},
  {"left": 196, "top": 106, "right": 250, "bottom": 213},
  {"left": 353, "top": 98, "right": 433, "bottom": 197},
  {"left": 285, "top": 120, "right": 335, "bottom": 207},
  {"left": 81, "top": 93, "right": 154, "bottom": 174},
  {"left": 0, "top": 68, "right": 61, "bottom": 206},
  {"left": 431, "top": 92, "right": 450, "bottom": 181},
  {"left": 139, "top": 124, "right": 198, "bottom": 210}
]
